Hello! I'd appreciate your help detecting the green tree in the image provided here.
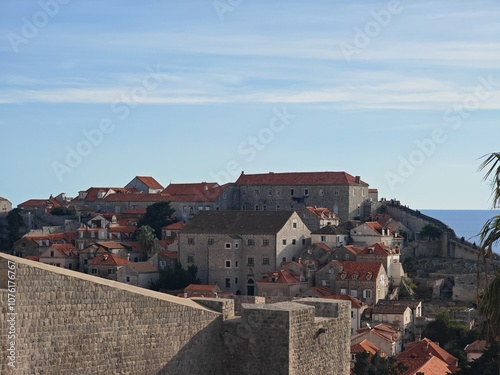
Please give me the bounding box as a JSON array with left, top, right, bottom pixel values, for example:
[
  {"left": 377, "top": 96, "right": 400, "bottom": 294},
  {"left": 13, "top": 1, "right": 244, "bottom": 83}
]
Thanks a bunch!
[
  {"left": 137, "top": 225, "right": 156, "bottom": 255},
  {"left": 151, "top": 262, "right": 200, "bottom": 291},
  {"left": 353, "top": 352, "right": 408, "bottom": 375},
  {"left": 50, "top": 206, "right": 73, "bottom": 216},
  {"left": 419, "top": 223, "right": 442, "bottom": 241},
  {"left": 6, "top": 208, "right": 25, "bottom": 249},
  {"left": 137, "top": 201, "right": 175, "bottom": 238}
]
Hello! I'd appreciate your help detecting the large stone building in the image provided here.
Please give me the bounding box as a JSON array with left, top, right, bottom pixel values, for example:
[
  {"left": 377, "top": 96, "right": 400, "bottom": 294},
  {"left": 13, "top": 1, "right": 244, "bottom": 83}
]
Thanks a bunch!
[
  {"left": 235, "top": 171, "right": 370, "bottom": 222},
  {"left": 178, "top": 211, "right": 311, "bottom": 295},
  {"left": 0, "top": 253, "right": 351, "bottom": 374}
]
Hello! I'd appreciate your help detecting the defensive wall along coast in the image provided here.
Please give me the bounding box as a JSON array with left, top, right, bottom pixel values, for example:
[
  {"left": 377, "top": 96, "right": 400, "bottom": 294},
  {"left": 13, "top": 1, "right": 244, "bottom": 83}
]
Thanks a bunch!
[{"left": 0, "top": 253, "right": 350, "bottom": 375}]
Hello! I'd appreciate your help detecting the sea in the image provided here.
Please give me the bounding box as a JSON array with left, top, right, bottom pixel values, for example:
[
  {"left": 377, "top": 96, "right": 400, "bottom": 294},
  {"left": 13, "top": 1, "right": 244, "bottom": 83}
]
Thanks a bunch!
[{"left": 420, "top": 209, "right": 500, "bottom": 251}]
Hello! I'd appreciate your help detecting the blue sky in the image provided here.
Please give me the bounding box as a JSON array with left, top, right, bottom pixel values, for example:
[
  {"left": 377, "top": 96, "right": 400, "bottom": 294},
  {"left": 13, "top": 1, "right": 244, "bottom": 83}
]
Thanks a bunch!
[{"left": 1, "top": 0, "right": 499, "bottom": 209}]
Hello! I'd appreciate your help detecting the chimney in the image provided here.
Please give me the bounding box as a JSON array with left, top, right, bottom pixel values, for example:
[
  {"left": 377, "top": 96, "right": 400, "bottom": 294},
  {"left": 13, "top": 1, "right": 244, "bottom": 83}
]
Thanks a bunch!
[
  {"left": 355, "top": 176, "right": 361, "bottom": 184},
  {"left": 423, "top": 340, "right": 429, "bottom": 352}
]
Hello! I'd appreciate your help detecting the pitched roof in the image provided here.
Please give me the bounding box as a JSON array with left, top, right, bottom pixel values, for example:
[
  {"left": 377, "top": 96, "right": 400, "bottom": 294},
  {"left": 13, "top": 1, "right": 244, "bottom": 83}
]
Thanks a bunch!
[
  {"left": 308, "top": 286, "right": 336, "bottom": 297},
  {"left": 0, "top": 196, "right": 11, "bottom": 202},
  {"left": 184, "top": 284, "right": 220, "bottom": 292},
  {"left": 127, "top": 261, "right": 158, "bottom": 273},
  {"left": 312, "top": 242, "right": 333, "bottom": 252},
  {"left": 398, "top": 355, "right": 455, "bottom": 375},
  {"left": 304, "top": 206, "right": 339, "bottom": 220},
  {"left": 102, "top": 193, "right": 171, "bottom": 203},
  {"left": 329, "top": 260, "right": 383, "bottom": 281},
  {"left": 25, "top": 255, "right": 39, "bottom": 261},
  {"left": 162, "top": 182, "right": 219, "bottom": 196},
  {"left": 181, "top": 211, "right": 297, "bottom": 235},
  {"left": 257, "top": 269, "right": 303, "bottom": 284},
  {"left": 75, "top": 187, "right": 139, "bottom": 202},
  {"left": 374, "top": 299, "right": 422, "bottom": 311},
  {"left": 135, "top": 176, "right": 163, "bottom": 189},
  {"left": 235, "top": 171, "right": 368, "bottom": 186},
  {"left": 351, "top": 339, "right": 380, "bottom": 355},
  {"left": 324, "top": 294, "right": 363, "bottom": 309},
  {"left": 312, "top": 224, "right": 347, "bottom": 235},
  {"left": 464, "top": 339, "right": 487, "bottom": 352},
  {"left": 398, "top": 338, "right": 458, "bottom": 366},
  {"left": 162, "top": 221, "right": 186, "bottom": 230},
  {"left": 159, "top": 251, "right": 178, "bottom": 260},
  {"left": 342, "top": 245, "right": 364, "bottom": 256},
  {"left": 361, "top": 243, "right": 399, "bottom": 257},
  {"left": 373, "top": 303, "right": 410, "bottom": 315},
  {"left": 91, "top": 253, "right": 130, "bottom": 266}
]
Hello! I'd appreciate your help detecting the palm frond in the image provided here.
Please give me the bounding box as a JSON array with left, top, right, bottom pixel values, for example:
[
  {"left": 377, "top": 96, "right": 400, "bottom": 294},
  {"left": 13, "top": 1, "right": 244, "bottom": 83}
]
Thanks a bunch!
[
  {"left": 478, "top": 271, "right": 500, "bottom": 344},
  {"left": 479, "top": 152, "right": 500, "bottom": 208}
]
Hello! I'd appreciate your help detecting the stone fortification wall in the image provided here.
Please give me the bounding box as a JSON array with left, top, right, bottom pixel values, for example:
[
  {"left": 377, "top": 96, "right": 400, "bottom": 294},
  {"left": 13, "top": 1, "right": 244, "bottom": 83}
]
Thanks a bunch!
[
  {"left": 0, "top": 254, "right": 224, "bottom": 375},
  {"left": 221, "top": 298, "right": 350, "bottom": 375}
]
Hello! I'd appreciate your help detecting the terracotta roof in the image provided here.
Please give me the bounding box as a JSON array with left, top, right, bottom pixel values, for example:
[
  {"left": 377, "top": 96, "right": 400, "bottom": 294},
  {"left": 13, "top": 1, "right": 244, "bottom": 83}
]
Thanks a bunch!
[
  {"left": 162, "top": 182, "right": 219, "bottom": 196},
  {"left": 342, "top": 245, "right": 364, "bottom": 256},
  {"left": 91, "top": 253, "right": 130, "bottom": 266},
  {"left": 398, "top": 355, "right": 455, "bottom": 375},
  {"left": 308, "top": 286, "right": 336, "bottom": 297},
  {"left": 375, "top": 299, "right": 422, "bottom": 311},
  {"left": 135, "top": 176, "right": 164, "bottom": 189},
  {"left": 360, "top": 242, "right": 400, "bottom": 257},
  {"left": 127, "top": 261, "right": 158, "bottom": 273},
  {"left": 464, "top": 340, "right": 487, "bottom": 352},
  {"left": 398, "top": 338, "right": 458, "bottom": 366},
  {"left": 102, "top": 193, "right": 171, "bottom": 203},
  {"left": 18, "top": 198, "right": 62, "bottom": 208},
  {"left": 373, "top": 303, "right": 410, "bottom": 315},
  {"left": 75, "top": 187, "right": 139, "bottom": 202},
  {"left": 121, "top": 208, "right": 147, "bottom": 215},
  {"left": 368, "top": 189, "right": 378, "bottom": 193},
  {"left": 329, "top": 260, "right": 383, "bottom": 281},
  {"left": 324, "top": 294, "right": 363, "bottom": 309},
  {"left": 313, "top": 242, "right": 333, "bottom": 252},
  {"left": 0, "top": 196, "right": 10, "bottom": 202},
  {"left": 235, "top": 172, "right": 369, "bottom": 186},
  {"left": 351, "top": 339, "right": 380, "bottom": 355},
  {"left": 95, "top": 241, "right": 126, "bottom": 250},
  {"left": 108, "top": 226, "right": 137, "bottom": 233},
  {"left": 184, "top": 284, "right": 220, "bottom": 292},
  {"left": 182, "top": 211, "right": 298, "bottom": 235},
  {"left": 159, "top": 251, "right": 178, "bottom": 259},
  {"left": 257, "top": 269, "right": 303, "bottom": 284},
  {"left": 162, "top": 221, "right": 186, "bottom": 230},
  {"left": 25, "top": 255, "right": 39, "bottom": 261},
  {"left": 161, "top": 184, "right": 231, "bottom": 203},
  {"left": 304, "top": 206, "right": 339, "bottom": 220}
]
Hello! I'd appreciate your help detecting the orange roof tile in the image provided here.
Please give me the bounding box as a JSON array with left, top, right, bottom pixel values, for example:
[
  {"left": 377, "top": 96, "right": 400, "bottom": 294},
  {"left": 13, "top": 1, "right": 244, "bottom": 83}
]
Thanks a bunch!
[
  {"left": 257, "top": 269, "right": 304, "bottom": 284},
  {"left": 308, "top": 286, "right": 336, "bottom": 297},
  {"left": 162, "top": 221, "right": 186, "bottom": 230},
  {"left": 25, "top": 255, "right": 39, "bottom": 261},
  {"left": 162, "top": 182, "right": 219, "bottom": 195},
  {"left": 159, "top": 250, "right": 177, "bottom": 259},
  {"left": 135, "top": 176, "right": 164, "bottom": 189},
  {"left": 331, "top": 260, "right": 383, "bottom": 281},
  {"left": 236, "top": 172, "right": 369, "bottom": 186},
  {"left": 351, "top": 339, "right": 380, "bottom": 355},
  {"left": 464, "top": 340, "right": 487, "bottom": 352},
  {"left": 313, "top": 242, "right": 333, "bottom": 252},
  {"left": 398, "top": 338, "right": 458, "bottom": 366},
  {"left": 91, "top": 253, "right": 129, "bottom": 266},
  {"left": 398, "top": 356, "right": 453, "bottom": 375},
  {"left": 324, "top": 294, "right": 363, "bottom": 309}
]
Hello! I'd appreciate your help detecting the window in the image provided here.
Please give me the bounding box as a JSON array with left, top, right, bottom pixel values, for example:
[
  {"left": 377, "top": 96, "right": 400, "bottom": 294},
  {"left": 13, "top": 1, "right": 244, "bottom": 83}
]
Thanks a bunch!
[
  {"left": 334, "top": 190, "right": 339, "bottom": 196},
  {"left": 292, "top": 220, "right": 297, "bottom": 229},
  {"left": 341, "top": 288, "right": 347, "bottom": 295},
  {"left": 276, "top": 189, "right": 281, "bottom": 196},
  {"left": 254, "top": 189, "right": 260, "bottom": 196},
  {"left": 108, "top": 269, "right": 115, "bottom": 275},
  {"left": 344, "top": 254, "right": 350, "bottom": 260},
  {"left": 290, "top": 188, "right": 294, "bottom": 196},
  {"left": 290, "top": 204, "right": 294, "bottom": 210},
  {"left": 50, "top": 251, "right": 54, "bottom": 257},
  {"left": 225, "top": 278, "right": 231, "bottom": 288},
  {"left": 362, "top": 188, "right": 365, "bottom": 197},
  {"left": 282, "top": 257, "right": 286, "bottom": 262},
  {"left": 160, "top": 261, "right": 167, "bottom": 267},
  {"left": 268, "top": 189, "right": 272, "bottom": 196},
  {"left": 242, "top": 188, "right": 246, "bottom": 196},
  {"left": 84, "top": 259, "right": 88, "bottom": 265},
  {"left": 321, "top": 235, "right": 326, "bottom": 242},
  {"left": 292, "top": 239, "right": 296, "bottom": 245},
  {"left": 262, "top": 257, "right": 270, "bottom": 265},
  {"left": 225, "top": 243, "right": 231, "bottom": 249},
  {"left": 363, "top": 289, "right": 372, "bottom": 299},
  {"left": 126, "top": 277, "right": 130, "bottom": 283},
  {"left": 304, "top": 188, "right": 309, "bottom": 196},
  {"left": 263, "top": 239, "right": 270, "bottom": 246},
  {"left": 351, "top": 311, "right": 354, "bottom": 318},
  {"left": 255, "top": 205, "right": 259, "bottom": 211},
  {"left": 187, "top": 255, "right": 194, "bottom": 264},
  {"left": 208, "top": 238, "right": 215, "bottom": 245},
  {"left": 247, "top": 239, "right": 255, "bottom": 246},
  {"left": 187, "top": 237, "right": 195, "bottom": 245},
  {"left": 262, "top": 205, "right": 267, "bottom": 211},
  {"left": 319, "top": 189, "right": 324, "bottom": 197},
  {"left": 247, "top": 257, "right": 254, "bottom": 266},
  {"left": 235, "top": 277, "right": 238, "bottom": 284},
  {"left": 91, "top": 268, "right": 97, "bottom": 274},
  {"left": 225, "top": 260, "right": 231, "bottom": 268},
  {"left": 235, "top": 260, "right": 239, "bottom": 268},
  {"left": 242, "top": 205, "right": 246, "bottom": 210},
  {"left": 68, "top": 264, "right": 72, "bottom": 270},
  {"left": 353, "top": 189, "right": 356, "bottom": 196},
  {"left": 234, "top": 243, "right": 239, "bottom": 249},
  {"left": 302, "top": 239, "right": 306, "bottom": 245},
  {"left": 282, "top": 239, "right": 287, "bottom": 245},
  {"left": 276, "top": 204, "right": 280, "bottom": 210}
]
